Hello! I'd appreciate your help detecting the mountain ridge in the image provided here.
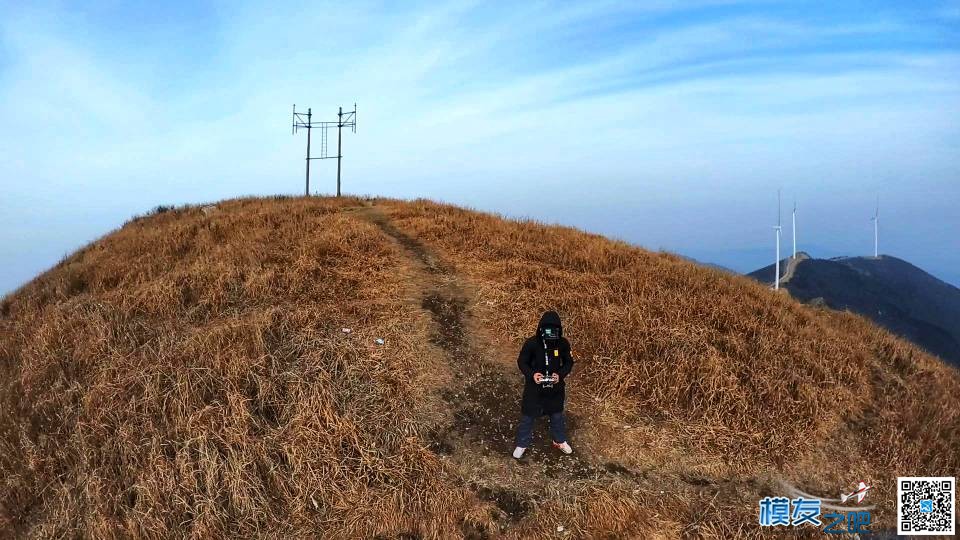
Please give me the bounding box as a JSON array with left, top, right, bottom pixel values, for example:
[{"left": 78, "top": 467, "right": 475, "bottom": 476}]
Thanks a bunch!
[{"left": 748, "top": 253, "right": 960, "bottom": 368}]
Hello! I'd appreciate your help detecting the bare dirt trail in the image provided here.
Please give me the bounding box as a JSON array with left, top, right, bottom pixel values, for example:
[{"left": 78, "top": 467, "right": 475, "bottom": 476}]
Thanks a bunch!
[
  {"left": 779, "top": 252, "right": 809, "bottom": 285},
  {"left": 353, "top": 202, "right": 781, "bottom": 538},
  {"left": 355, "top": 206, "right": 621, "bottom": 514}
]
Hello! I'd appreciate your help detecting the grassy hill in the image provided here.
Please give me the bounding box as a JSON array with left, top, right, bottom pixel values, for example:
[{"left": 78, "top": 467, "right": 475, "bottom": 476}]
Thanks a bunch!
[
  {"left": 748, "top": 254, "right": 960, "bottom": 367},
  {"left": 1, "top": 196, "right": 957, "bottom": 538}
]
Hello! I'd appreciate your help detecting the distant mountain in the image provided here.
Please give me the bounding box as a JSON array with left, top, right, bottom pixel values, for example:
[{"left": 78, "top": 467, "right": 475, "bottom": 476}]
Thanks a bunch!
[
  {"left": 748, "top": 254, "right": 960, "bottom": 367},
  {"left": 676, "top": 254, "right": 736, "bottom": 274}
]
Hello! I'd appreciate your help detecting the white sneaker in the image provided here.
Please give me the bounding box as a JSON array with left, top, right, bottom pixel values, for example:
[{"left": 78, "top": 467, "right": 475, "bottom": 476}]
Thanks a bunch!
[
  {"left": 553, "top": 441, "right": 573, "bottom": 454},
  {"left": 512, "top": 447, "right": 526, "bottom": 459}
]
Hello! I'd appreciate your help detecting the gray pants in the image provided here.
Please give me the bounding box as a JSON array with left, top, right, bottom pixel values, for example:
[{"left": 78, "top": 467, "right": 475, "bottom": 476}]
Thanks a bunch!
[{"left": 515, "top": 412, "right": 567, "bottom": 447}]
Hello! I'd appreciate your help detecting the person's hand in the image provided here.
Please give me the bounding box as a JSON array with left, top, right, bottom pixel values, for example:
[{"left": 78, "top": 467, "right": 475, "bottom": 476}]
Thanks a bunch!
[{"left": 533, "top": 373, "right": 544, "bottom": 383}]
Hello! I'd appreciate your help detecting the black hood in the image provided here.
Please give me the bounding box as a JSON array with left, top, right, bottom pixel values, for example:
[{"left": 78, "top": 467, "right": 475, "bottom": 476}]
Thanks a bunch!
[{"left": 537, "top": 310, "right": 563, "bottom": 338}]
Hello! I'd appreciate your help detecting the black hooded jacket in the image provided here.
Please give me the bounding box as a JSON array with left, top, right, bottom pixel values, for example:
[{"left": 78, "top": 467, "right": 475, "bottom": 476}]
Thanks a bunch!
[{"left": 517, "top": 311, "right": 575, "bottom": 416}]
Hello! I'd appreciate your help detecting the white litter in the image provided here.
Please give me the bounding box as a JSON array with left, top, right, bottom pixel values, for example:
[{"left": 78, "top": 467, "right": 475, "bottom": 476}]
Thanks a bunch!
[
  {"left": 375, "top": 338, "right": 385, "bottom": 345},
  {"left": 341, "top": 328, "right": 352, "bottom": 334},
  {"left": 557, "top": 525, "right": 565, "bottom": 532}
]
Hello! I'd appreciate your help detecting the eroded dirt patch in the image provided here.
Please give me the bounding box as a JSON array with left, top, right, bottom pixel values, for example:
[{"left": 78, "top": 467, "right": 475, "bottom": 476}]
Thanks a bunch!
[
  {"left": 473, "top": 484, "right": 532, "bottom": 522},
  {"left": 364, "top": 211, "right": 445, "bottom": 273},
  {"left": 421, "top": 294, "right": 468, "bottom": 354},
  {"left": 426, "top": 428, "right": 454, "bottom": 455}
]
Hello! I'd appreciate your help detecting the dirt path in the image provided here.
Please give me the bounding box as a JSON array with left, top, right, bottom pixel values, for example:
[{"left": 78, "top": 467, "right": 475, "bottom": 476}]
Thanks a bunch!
[
  {"left": 357, "top": 206, "right": 651, "bottom": 518},
  {"left": 354, "top": 203, "right": 778, "bottom": 538},
  {"left": 779, "top": 252, "right": 809, "bottom": 285}
]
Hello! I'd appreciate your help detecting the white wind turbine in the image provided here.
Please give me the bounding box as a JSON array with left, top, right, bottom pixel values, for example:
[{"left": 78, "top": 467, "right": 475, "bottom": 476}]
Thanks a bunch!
[
  {"left": 871, "top": 195, "right": 879, "bottom": 258},
  {"left": 792, "top": 198, "right": 797, "bottom": 259},
  {"left": 774, "top": 189, "right": 782, "bottom": 290}
]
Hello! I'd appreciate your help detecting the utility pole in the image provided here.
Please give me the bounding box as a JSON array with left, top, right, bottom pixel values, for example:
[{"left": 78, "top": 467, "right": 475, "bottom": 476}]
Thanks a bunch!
[
  {"left": 292, "top": 103, "right": 357, "bottom": 196},
  {"left": 337, "top": 106, "right": 343, "bottom": 197},
  {"left": 305, "top": 108, "right": 312, "bottom": 196}
]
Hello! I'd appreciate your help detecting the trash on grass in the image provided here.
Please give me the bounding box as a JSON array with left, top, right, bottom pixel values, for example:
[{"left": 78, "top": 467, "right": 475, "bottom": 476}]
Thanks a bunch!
[{"left": 341, "top": 328, "right": 352, "bottom": 334}]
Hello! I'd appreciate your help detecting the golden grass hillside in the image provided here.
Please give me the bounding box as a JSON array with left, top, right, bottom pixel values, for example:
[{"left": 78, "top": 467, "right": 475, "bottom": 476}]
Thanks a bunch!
[{"left": 1, "top": 196, "right": 957, "bottom": 539}]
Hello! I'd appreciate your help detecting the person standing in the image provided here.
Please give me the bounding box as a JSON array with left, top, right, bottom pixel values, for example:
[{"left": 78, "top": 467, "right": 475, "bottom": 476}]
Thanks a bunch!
[{"left": 512, "top": 310, "right": 575, "bottom": 458}]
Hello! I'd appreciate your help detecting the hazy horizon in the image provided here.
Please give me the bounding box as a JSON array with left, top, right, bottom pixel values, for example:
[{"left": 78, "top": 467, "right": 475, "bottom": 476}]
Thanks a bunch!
[{"left": 2, "top": 0, "right": 958, "bottom": 294}]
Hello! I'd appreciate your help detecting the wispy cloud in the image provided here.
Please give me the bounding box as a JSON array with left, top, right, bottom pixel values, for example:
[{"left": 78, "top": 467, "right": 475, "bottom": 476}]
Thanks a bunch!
[{"left": 1, "top": 0, "right": 959, "bottom": 293}]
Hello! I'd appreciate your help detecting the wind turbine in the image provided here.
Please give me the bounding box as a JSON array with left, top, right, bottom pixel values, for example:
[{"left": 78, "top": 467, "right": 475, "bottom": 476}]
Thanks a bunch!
[
  {"left": 774, "top": 189, "right": 782, "bottom": 290},
  {"left": 792, "top": 198, "right": 797, "bottom": 259},
  {"left": 871, "top": 195, "right": 879, "bottom": 258}
]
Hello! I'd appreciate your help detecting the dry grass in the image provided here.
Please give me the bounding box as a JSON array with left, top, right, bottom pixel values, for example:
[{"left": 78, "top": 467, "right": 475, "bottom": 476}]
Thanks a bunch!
[
  {"left": 381, "top": 198, "right": 960, "bottom": 534},
  {"left": 1, "top": 195, "right": 957, "bottom": 538},
  {"left": 0, "top": 198, "right": 467, "bottom": 538}
]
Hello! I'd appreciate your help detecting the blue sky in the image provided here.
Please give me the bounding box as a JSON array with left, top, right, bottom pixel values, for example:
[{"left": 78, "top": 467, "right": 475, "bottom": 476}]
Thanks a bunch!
[{"left": 1, "top": 0, "right": 958, "bottom": 294}]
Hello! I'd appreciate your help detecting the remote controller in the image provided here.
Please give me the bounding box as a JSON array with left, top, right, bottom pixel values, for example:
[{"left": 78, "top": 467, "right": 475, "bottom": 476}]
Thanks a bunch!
[{"left": 539, "top": 374, "right": 559, "bottom": 387}]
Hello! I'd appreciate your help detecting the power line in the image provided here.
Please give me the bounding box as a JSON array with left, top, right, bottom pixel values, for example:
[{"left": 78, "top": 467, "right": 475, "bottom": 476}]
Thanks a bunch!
[{"left": 292, "top": 103, "right": 357, "bottom": 196}]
